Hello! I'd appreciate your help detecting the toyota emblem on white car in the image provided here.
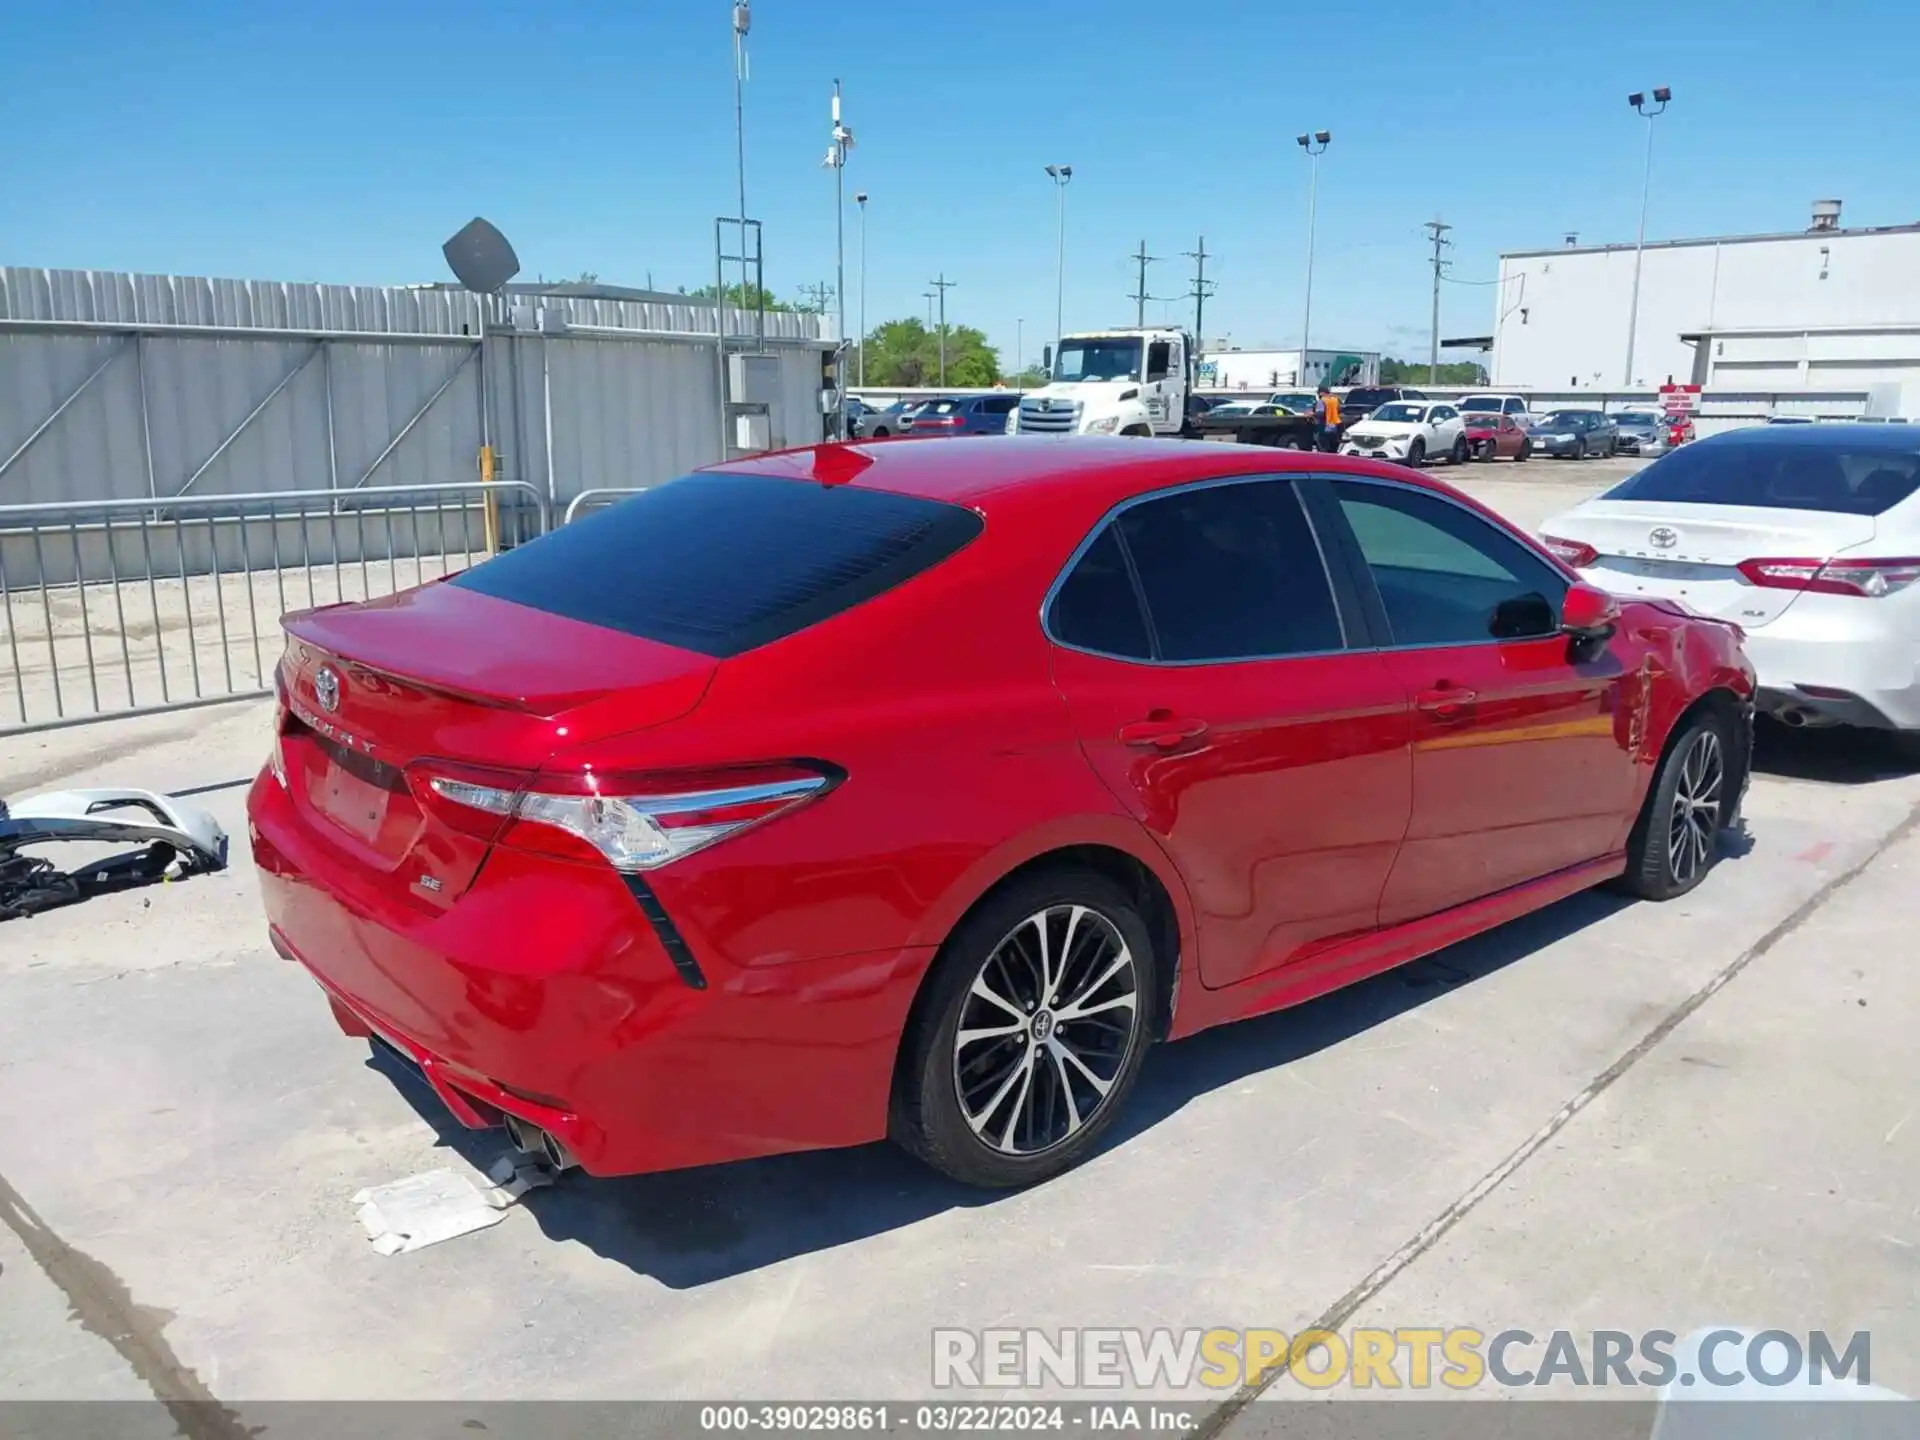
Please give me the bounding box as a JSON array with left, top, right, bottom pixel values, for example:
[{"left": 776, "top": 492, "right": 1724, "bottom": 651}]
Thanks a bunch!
[
  {"left": 314, "top": 664, "right": 342, "bottom": 712},
  {"left": 1649, "top": 527, "right": 1679, "bottom": 549}
]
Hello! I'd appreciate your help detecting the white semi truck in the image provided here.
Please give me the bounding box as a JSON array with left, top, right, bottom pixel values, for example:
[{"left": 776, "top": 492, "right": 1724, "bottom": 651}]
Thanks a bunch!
[{"left": 1009, "top": 327, "right": 1316, "bottom": 447}]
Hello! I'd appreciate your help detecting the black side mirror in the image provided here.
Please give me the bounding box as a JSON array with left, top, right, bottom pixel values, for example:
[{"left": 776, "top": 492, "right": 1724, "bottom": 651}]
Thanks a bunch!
[
  {"left": 1490, "top": 592, "right": 1558, "bottom": 639},
  {"left": 1042, "top": 345, "right": 1053, "bottom": 372}
]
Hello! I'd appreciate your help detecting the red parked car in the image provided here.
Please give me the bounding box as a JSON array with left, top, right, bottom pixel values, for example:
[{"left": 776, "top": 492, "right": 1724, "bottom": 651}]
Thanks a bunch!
[
  {"left": 1463, "top": 412, "right": 1532, "bottom": 462},
  {"left": 249, "top": 438, "right": 1754, "bottom": 1189}
]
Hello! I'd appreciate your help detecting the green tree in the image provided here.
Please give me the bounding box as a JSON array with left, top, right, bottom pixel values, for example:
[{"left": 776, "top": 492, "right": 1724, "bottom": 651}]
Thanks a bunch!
[
  {"left": 860, "top": 318, "right": 1000, "bottom": 387},
  {"left": 686, "top": 282, "right": 795, "bottom": 313},
  {"left": 1006, "top": 367, "right": 1050, "bottom": 389},
  {"left": 1380, "top": 356, "right": 1488, "bottom": 385}
]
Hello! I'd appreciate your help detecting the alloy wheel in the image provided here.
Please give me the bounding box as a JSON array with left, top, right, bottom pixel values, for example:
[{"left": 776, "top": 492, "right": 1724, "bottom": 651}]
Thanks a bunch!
[
  {"left": 952, "top": 904, "right": 1142, "bottom": 1156},
  {"left": 1667, "top": 729, "right": 1724, "bottom": 886}
]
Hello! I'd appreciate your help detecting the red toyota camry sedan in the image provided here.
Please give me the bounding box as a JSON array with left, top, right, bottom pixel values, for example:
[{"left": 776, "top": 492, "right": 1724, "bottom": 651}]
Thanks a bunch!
[{"left": 249, "top": 438, "right": 1754, "bottom": 1189}]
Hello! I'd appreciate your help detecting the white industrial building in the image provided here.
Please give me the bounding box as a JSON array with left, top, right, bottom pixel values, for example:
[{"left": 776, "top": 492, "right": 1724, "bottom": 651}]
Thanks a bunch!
[{"left": 1488, "top": 202, "right": 1920, "bottom": 413}]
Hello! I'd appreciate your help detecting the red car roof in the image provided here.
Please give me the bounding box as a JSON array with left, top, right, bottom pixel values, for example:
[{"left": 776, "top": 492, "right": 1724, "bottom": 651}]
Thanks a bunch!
[{"left": 714, "top": 436, "right": 1464, "bottom": 518}]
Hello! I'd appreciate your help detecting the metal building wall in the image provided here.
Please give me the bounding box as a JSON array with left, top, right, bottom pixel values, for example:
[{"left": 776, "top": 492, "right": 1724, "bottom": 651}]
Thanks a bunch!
[
  {"left": 0, "top": 267, "right": 831, "bottom": 514},
  {"left": 1490, "top": 226, "right": 1920, "bottom": 393}
]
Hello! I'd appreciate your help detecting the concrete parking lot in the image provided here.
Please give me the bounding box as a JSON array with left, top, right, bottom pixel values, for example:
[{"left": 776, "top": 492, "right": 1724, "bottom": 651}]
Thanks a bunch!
[{"left": 3, "top": 457, "right": 1916, "bottom": 1424}]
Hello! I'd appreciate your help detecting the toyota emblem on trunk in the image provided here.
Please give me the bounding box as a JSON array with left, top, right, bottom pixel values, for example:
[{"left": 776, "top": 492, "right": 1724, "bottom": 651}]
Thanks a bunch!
[
  {"left": 314, "top": 665, "right": 342, "bottom": 712},
  {"left": 1649, "top": 527, "right": 1679, "bottom": 549}
]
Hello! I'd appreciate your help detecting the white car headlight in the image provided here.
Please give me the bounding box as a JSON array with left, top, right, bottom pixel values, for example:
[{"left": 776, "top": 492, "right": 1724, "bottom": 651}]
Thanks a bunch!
[{"left": 1085, "top": 415, "right": 1121, "bottom": 434}]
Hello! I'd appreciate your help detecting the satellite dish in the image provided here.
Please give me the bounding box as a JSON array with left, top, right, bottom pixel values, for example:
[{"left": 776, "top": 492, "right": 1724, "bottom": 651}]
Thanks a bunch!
[{"left": 442, "top": 217, "right": 521, "bottom": 295}]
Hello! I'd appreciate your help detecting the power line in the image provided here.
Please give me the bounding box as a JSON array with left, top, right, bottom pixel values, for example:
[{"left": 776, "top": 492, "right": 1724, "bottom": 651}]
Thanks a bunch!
[
  {"left": 799, "top": 279, "right": 835, "bottom": 314},
  {"left": 1423, "top": 218, "right": 1453, "bottom": 384}
]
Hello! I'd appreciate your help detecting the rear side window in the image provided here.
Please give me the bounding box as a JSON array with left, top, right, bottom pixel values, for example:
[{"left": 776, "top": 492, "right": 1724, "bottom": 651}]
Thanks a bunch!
[
  {"left": 1048, "top": 527, "right": 1152, "bottom": 659},
  {"left": 1109, "top": 480, "right": 1344, "bottom": 663},
  {"left": 451, "top": 472, "right": 983, "bottom": 658},
  {"left": 1604, "top": 439, "right": 1920, "bottom": 515}
]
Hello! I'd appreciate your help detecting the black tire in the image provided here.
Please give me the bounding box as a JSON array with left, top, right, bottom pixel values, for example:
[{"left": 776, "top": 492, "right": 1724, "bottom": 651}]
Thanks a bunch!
[
  {"left": 1574, "top": 438, "right": 1588, "bottom": 460},
  {"left": 892, "top": 868, "right": 1158, "bottom": 1188},
  {"left": 1450, "top": 435, "right": 1471, "bottom": 465},
  {"left": 1518, "top": 437, "right": 1532, "bottom": 461},
  {"left": 1615, "top": 707, "right": 1734, "bottom": 900},
  {"left": 1406, "top": 438, "right": 1426, "bottom": 467},
  {"left": 873, "top": 425, "right": 891, "bottom": 438}
]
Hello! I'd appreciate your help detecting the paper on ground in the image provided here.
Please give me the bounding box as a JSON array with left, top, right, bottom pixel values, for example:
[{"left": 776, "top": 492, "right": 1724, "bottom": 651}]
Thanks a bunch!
[{"left": 352, "top": 1156, "right": 553, "bottom": 1256}]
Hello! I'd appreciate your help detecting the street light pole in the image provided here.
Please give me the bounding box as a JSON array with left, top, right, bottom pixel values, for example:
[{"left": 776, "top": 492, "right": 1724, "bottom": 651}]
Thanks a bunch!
[
  {"left": 731, "top": 2, "right": 751, "bottom": 319},
  {"left": 825, "top": 80, "right": 855, "bottom": 437},
  {"left": 1623, "top": 87, "right": 1671, "bottom": 388},
  {"left": 1016, "top": 318, "right": 1024, "bottom": 376},
  {"left": 1044, "top": 164, "right": 1073, "bottom": 363},
  {"left": 855, "top": 191, "right": 868, "bottom": 387},
  {"left": 1296, "top": 131, "right": 1330, "bottom": 379}
]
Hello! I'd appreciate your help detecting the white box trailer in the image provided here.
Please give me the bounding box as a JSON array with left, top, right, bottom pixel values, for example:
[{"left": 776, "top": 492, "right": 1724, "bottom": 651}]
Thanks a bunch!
[{"left": 1198, "top": 348, "right": 1381, "bottom": 391}]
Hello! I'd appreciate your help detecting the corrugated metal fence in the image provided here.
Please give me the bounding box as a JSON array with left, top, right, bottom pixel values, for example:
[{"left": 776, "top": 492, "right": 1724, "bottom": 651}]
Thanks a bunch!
[{"left": 0, "top": 266, "right": 833, "bottom": 732}]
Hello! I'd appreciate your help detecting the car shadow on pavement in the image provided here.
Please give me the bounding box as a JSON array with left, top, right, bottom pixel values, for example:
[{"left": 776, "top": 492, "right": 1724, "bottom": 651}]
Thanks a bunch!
[
  {"left": 373, "top": 885, "right": 1633, "bottom": 1289},
  {"left": 1751, "top": 717, "right": 1920, "bottom": 786}
]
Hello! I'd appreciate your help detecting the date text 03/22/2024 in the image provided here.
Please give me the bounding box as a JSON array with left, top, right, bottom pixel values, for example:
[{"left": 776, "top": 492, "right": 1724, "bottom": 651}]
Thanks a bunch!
[{"left": 698, "top": 1404, "right": 1195, "bottom": 1433}]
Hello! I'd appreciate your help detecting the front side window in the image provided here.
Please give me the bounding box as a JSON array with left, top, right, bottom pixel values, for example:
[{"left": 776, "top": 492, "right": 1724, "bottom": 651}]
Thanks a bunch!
[{"left": 1332, "top": 481, "right": 1568, "bottom": 646}]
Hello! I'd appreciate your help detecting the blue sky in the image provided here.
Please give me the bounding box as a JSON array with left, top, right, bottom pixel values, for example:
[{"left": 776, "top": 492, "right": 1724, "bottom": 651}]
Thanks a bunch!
[{"left": 6, "top": 0, "right": 1918, "bottom": 369}]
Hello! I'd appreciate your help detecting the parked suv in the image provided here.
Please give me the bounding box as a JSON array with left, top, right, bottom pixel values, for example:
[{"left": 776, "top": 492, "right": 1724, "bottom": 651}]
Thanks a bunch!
[
  {"left": 908, "top": 394, "right": 1019, "bottom": 437},
  {"left": 1339, "top": 386, "right": 1429, "bottom": 436},
  {"left": 1458, "top": 393, "right": 1533, "bottom": 428}
]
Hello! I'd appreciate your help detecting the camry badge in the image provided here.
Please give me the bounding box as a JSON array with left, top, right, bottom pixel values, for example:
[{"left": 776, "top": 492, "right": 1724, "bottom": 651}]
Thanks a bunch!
[
  {"left": 1649, "top": 527, "right": 1679, "bottom": 550},
  {"left": 314, "top": 664, "right": 342, "bottom": 712}
]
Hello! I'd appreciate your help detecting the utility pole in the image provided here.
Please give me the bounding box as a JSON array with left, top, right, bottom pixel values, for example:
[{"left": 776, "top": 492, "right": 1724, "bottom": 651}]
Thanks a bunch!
[
  {"left": 1016, "top": 318, "right": 1024, "bottom": 375},
  {"left": 929, "top": 273, "right": 956, "bottom": 385},
  {"left": 1423, "top": 218, "right": 1453, "bottom": 384},
  {"left": 1183, "top": 235, "right": 1215, "bottom": 348},
  {"left": 1127, "top": 239, "right": 1163, "bottom": 328},
  {"left": 1044, "top": 165, "right": 1073, "bottom": 359},
  {"left": 731, "top": 2, "right": 752, "bottom": 321},
  {"left": 800, "top": 280, "right": 835, "bottom": 315},
  {"left": 923, "top": 290, "right": 935, "bottom": 329}
]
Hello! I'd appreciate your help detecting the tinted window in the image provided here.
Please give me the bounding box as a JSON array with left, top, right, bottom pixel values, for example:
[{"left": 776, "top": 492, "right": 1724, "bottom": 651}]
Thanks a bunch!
[
  {"left": 1505, "top": 399, "right": 1526, "bottom": 415},
  {"left": 1458, "top": 396, "right": 1500, "bottom": 412},
  {"left": 451, "top": 471, "right": 983, "bottom": 659},
  {"left": 1603, "top": 436, "right": 1920, "bottom": 516},
  {"left": 1113, "top": 481, "right": 1344, "bottom": 662},
  {"left": 1147, "top": 341, "right": 1173, "bottom": 379},
  {"left": 1048, "top": 527, "right": 1151, "bottom": 659},
  {"left": 1345, "top": 388, "right": 1391, "bottom": 409},
  {"left": 1334, "top": 481, "right": 1568, "bottom": 646},
  {"left": 981, "top": 395, "right": 1018, "bottom": 415}
]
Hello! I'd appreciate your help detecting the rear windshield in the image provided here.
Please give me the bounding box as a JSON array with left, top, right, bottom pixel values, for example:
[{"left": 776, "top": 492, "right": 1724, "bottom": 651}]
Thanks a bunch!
[
  {"left": 1604, "top": 438, "right": 1920, "bottom": 516},
  {"left": 451, "top": 472, "right": 984, "bottom": 657},
  {"left": 1345, "top": 389, "right": 1392, "bottom": 408},
  {"left": 1458, "top": 396, "right": 1502, "bottom": 411}
]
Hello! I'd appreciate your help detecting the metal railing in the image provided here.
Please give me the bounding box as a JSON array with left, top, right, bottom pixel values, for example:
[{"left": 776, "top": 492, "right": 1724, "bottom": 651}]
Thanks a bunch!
[
  {"left": 561, "top": 487, "right": 650, "bottom": 525},
  {"left": 0, "top": 481, "right": 547, "bottom": 735}
]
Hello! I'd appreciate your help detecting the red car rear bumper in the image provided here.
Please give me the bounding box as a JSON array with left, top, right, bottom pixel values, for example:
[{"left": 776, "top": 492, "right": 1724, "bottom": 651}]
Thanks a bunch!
[{"left": 248, "top": 770, "right": 935, "bottom": 1177}]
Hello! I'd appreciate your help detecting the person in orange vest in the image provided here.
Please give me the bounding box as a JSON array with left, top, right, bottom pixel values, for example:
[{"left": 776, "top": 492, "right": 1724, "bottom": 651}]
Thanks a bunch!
[{"left": 1314, "top": 386, "right": 1342, "bottom": 452}]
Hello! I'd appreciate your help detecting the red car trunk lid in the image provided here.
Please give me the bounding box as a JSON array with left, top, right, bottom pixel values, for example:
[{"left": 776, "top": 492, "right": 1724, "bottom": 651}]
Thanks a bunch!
[{"left": 277, "top": 583, "right": 715, "bottom": 906}]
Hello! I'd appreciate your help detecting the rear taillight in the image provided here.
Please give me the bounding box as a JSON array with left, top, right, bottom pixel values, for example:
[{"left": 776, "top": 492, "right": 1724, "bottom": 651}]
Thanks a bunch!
[
  {"left": 410, "top": 761, "right": 837, "bottom": 871},
  {"left": 269, "top": 660, "right": 289, "bottom": 788},
  {"left": 1737, "top": 556, "right": 1920, "bottom": 598},
  {"left": 1542, "top": 535, "right": 1599, "bottom": 568}
]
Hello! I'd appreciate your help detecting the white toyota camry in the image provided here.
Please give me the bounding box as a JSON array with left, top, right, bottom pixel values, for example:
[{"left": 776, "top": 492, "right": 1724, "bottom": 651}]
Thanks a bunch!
[{"left": 1542, "top": 424, "right": 1920, "bottom": 733}]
